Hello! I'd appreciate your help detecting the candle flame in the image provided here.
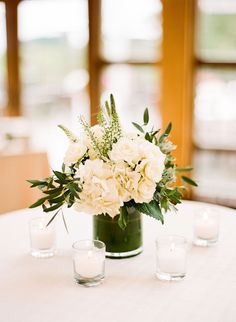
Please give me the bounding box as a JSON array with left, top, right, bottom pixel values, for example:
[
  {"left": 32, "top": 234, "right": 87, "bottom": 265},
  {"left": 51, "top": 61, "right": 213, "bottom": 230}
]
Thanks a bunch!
[
  {"left": 203, "top": 212, "right": 209, "bottom": 220},
  {"left": 87, "top": 250, "right": 93, "bottom": 258}
]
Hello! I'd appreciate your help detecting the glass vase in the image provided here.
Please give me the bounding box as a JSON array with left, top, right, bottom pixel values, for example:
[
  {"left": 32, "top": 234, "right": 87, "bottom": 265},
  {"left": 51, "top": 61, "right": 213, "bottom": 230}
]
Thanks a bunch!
[{"left": 93, "top": 208, "right": 143, "bottom": 259}]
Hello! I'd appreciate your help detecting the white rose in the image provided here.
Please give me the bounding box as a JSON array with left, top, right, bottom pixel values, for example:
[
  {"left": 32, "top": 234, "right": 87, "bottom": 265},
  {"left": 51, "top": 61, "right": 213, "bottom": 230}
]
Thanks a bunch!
[
  {"left": 139, "top": 140, "right": 166, "bottom": 182},
  {"left": 109, "top": 137, "right": 141, "bottom": 166},
  {"left": 64, "top": 141, "right": 87, "bottom": 165},
  {"left": 132, "top": 179, "right": 156, "bottom": 204}
]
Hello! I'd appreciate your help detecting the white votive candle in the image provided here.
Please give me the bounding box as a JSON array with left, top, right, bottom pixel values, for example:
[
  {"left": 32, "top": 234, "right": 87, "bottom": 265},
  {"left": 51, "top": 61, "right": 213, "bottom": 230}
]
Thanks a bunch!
[
  {"left": 29, "top": 217, "right": 56, "bottom": 258},
  {"left": 194, "top": 209, "right": 219, "bottom": 245},
  {"left": 73, "top": 240, "right": 105, "bottom": 287},
  {"left": 74, "top": 250, "right": 104, "bottom": 278},
  {"left": 156, "top": 235, "right": 187, "bottom": 281},
  {"left": 31, "top": 226, "right": 55, "bottom": 250},
  {"left": 158, "top": 243, "right": 186, "bottom": 274}
]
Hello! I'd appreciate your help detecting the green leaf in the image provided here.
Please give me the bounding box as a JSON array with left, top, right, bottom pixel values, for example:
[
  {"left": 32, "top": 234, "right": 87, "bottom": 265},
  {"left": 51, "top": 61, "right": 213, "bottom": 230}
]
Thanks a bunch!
[
  {"left": 29, "top": 196, "right": 48, "bottom": 208},
  {"left": 175, "top": 167, "right": 193, "bottom": 173},
  {"left": 46, "top": 209, "right": 61, "bottom": 227},
  {"left": 44, "top": 187, "right": 63, "bottom": 195},
  {"left": 118, "top": 207, "right": 128, "bottom": 230},
  {"left": 58, "top": 124, "right": 77, "bottom": 143},
  {"left": 62, "top": 163, "right": 65, "bottom": 172},
  {"left": 181, "top": 176, "right": 198, "bottom": 187},
  {"left": 164, "top": 187, "right": 182, "bottom": 205},
  {"left": 105, "top": 100, "right": 111, "bottom": 117},
  {"left": 53, "top": 171, "right": 67, "bottom": 182},
  {"left": 143, "top": 108, "right": 149, "bottom": 125},
  {"left": 27, "top": 179, "right": 47, "bottom": 187},
  {"left": 164, "top": 122, "right": 172, "bottom": 136},
  {"left": 62, "top": 210, "right": 69, "bottom": 233},
  {"left": 134, "top": 200, "right": 164, "bottom": 224},
  {"left": 160, "top": 197, "right": 169, "bottom": 212},
  {"left": 159, "top": 122, "right": 172, "bottom": 142},
  {"left": 43, "top": 202, "right": 64, "bottom": 213},
  {"left": 48, "top": 195, "right": 65, "bottom": 204},
  {"left": 132, "top": 122, "right": 144, "bottom": 133},
  {"left": 68, "top": 184, "right": 80, "bottom": 199},
  {"left": 110, "top": 94, "right": 116, "bottom": 114},
  {"left": 47, "top": 191, "right": 64, "bottom": 200},
  {"left": 145, "top": 132, "right": 151, "bottom": 142}
]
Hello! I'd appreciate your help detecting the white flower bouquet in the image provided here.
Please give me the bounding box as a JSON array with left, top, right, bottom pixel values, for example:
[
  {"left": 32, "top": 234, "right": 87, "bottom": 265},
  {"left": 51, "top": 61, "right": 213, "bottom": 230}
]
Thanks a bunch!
[{"left": 28, "top": 95, "right": 197, "bottom": 230}]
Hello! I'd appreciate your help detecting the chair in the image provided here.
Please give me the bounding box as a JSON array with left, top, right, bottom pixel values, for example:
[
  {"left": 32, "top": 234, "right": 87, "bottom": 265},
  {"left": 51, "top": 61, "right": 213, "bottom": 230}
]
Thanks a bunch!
[{"left": 0, "top": 152, "right": 50, "bottom": 214}]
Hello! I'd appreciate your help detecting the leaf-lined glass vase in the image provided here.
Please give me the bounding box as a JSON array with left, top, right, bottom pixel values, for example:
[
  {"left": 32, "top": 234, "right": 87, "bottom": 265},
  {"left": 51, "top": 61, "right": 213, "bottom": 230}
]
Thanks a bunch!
[{"left": 93, "top": 208, "right": 143, "bottom": 258}]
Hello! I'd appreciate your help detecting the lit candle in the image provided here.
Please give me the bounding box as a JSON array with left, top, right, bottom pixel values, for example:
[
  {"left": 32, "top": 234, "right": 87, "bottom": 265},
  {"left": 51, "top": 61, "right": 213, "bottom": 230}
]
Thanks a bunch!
[
  {"left": 29, "top": 217, "right": 56, "bottom": 257},
  {"left": 157, "top": 243, "right": 186, "bottom": 274},
  {"left": 31, "top": 223, "right": 55, "bottom": 250},
  {"left": 194, "top": 210, "right": 219, "bottom": 242},
  {"left": 73, "top": 240, "right": 105, "bottom": 286},
  {"left": 74, "top": 249, "right": 104, "bottom": 278},
  {"left": 156, "top": 236, "right": 187, "bottom": 281}
]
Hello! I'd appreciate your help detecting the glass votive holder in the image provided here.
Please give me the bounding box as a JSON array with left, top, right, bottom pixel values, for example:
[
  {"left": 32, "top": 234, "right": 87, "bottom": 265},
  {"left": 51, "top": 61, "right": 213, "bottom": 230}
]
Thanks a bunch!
[
  {"left": 72, "top": 240, "right": 105, "bottom": 287},
  {"left": 155, "top": 235, "right": 188, "bottom": 281},
  {"left": 193, "top": 208, "right": 220, "bottom": 246},
  {"left": 29, "top": 217, "right": 56, "bottom": 258}
]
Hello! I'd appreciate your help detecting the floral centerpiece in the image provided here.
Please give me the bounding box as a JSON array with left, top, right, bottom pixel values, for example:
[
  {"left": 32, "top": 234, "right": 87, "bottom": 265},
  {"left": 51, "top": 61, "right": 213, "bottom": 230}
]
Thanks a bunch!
[{"left": 28, "top": 95, "right": 196, "bottom": 258}]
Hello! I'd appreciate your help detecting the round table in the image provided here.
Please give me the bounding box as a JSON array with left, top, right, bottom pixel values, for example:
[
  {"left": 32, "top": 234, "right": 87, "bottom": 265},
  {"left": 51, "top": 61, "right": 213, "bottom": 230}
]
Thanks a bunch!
[{"left": 1, "top": 201, "right": 236, "bottom": 322}]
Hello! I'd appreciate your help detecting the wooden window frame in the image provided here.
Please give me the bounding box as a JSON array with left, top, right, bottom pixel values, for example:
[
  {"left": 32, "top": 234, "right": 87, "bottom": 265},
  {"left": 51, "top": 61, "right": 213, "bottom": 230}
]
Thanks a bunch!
[
  {"left": 1, "top": 0, "right": 21, "bottom": 116},
  {"left": 5, "top": 0, "right": 232, "bottom": 169},
  {"left": 88, "top": 0, "right": 161, "bottom": 125}
]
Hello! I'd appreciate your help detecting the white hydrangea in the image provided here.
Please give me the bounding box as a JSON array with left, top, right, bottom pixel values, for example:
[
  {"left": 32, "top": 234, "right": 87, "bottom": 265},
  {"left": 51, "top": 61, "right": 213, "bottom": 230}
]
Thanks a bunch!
[
  {"left": 74, "top": 159, "right": 122, "bottom": 218},
  {"left": 110, "top": 136, "right": 166, "bottom": 204},
  {"left": 113, "top": 161, "right": 141, "bottom": 202},
  {"left": 64, "top": 141, "right": 87, "bottom": 166}
]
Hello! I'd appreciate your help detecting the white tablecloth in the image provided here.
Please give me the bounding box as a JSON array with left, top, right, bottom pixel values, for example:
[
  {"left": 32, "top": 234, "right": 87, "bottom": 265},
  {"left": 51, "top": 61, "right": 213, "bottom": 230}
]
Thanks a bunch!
[{"left": 1, "top": 201, "right": 236, "bottom": 322}]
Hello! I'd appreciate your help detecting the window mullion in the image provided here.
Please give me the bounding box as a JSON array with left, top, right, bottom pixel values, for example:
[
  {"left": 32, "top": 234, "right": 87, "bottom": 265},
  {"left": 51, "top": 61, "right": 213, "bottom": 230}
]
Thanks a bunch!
[{"left": 5, "top": 0, "right": 20, "bottom": 116}]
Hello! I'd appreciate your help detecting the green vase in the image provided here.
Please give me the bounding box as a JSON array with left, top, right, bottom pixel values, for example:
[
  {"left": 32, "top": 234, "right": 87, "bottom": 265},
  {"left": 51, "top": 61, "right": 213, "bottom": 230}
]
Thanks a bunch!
[{"left": 93, "top": 208, "right": 143, "bottom": 258}]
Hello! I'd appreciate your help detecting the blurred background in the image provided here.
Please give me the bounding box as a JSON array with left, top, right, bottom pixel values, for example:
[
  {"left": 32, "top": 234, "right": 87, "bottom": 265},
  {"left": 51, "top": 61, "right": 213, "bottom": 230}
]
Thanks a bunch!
[{"left": 0, "top": 0, "right": 236, "bottom": 213}]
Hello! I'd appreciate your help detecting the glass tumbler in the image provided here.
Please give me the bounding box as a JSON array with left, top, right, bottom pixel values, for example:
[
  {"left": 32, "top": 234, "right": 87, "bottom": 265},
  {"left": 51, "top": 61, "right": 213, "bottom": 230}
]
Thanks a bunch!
[{"left": 72, "top": 240, "right": 105, "bottom": 287}]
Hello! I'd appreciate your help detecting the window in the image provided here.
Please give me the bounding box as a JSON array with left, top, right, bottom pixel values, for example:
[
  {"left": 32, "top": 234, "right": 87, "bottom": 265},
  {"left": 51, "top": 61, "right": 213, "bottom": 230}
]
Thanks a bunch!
[
  {"left": 19, "top": 0, "right": 89, "bottom": 119},
  {"left": 90, "top": 0, "right": 162, "bottom": 130},
  {"left": 193, "top": 0, "right": 236, "bottom": 207}
]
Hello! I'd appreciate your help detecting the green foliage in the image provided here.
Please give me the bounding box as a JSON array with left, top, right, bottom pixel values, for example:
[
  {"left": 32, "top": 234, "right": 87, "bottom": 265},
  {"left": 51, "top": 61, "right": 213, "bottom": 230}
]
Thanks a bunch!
[
  {"left": 58, "top": 125, "right": 77, "bottom": 143},
  {"left": 80, "top": 94, "right": 122, "bottom": 159},
  {"left": 79, "top": 116, "right": 103, "bottom": 159},
  {"left": 143, "top": 108, "right": 149, "bottom": 125},
  {"left": 118, "top": 206, "right": 129, "bottom": 230},
  {"left": 28, "top": 167, "right": 82, "bottom": 221},
  {"left": 126, "top": 200, "right": 164, "bottom": 224},
  {"left": 28, "top": 98, "right": 197, "bottom": 229},
  {"left": 99, "top": 94, "right": 122, "bottom": 156},
  {"left": 181, "top": 176, "right": 198, "bottom": 187}
]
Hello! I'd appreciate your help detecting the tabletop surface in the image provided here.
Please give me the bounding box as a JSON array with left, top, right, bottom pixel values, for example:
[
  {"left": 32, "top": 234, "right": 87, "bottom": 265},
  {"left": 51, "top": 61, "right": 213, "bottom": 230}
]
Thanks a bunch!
[{"left": 1, "top": 200, "right": 236, "bottom": 322}]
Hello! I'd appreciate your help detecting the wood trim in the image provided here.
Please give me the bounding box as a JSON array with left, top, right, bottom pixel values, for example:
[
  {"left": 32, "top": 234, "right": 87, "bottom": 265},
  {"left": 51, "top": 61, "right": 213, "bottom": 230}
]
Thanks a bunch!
[
  {"left": 98, "top": 59, "right": 161, "bottom": 67},
  {"left": 5, "top": 0, "right": 20, "bottom": 116},
  {"left": 161, "top": 0, "right": 195, "bottom": 170},
  {"left": 88, "top": 0, "right": 101, "bottom": 125},
  {"left": 196, "top": 58, "right": 236, "bottom": 68}
]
